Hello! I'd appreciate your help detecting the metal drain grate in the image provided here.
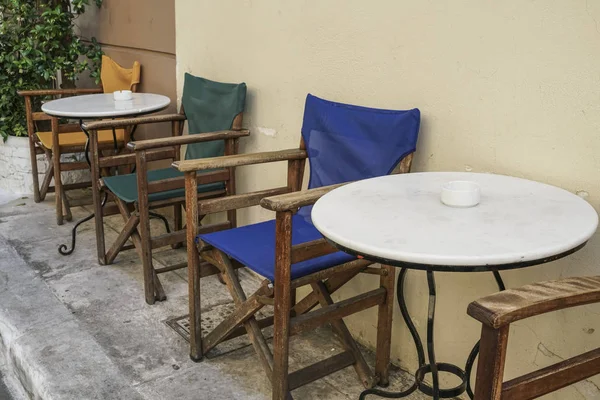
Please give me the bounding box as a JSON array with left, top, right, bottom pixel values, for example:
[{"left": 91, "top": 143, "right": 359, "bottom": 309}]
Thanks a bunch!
[{"left": 165, "top": 304, "right": 274, "bottom": 358}]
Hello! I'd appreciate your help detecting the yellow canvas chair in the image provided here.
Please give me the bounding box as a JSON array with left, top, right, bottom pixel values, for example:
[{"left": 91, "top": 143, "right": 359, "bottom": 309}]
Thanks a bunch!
[{"left": 19, "top": 55, "right": 141, "bottom": 225}]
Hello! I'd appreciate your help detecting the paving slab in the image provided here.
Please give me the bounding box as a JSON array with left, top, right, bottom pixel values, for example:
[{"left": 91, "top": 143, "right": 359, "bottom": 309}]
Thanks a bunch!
[{"left": 0, "top": 193, "right": 439, "bottom": 400}]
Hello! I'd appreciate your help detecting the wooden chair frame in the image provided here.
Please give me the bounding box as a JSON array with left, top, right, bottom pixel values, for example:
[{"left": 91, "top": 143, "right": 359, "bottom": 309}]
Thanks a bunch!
[
  {"left": 82, "top": 109, "right": 249, "bottom": 305},
  {"left": 174, "top": 143, "right": 414, "bottom": 399},
  {"left": 468, "top": 276, "right": 600, "bottom": 399},
  {"left": 19, "top": 83, "right": 139, "bottom": 225}
]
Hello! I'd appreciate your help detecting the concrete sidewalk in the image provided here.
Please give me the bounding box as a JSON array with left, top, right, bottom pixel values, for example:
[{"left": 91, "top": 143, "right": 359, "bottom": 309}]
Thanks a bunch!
[{"left": 0, "top": 192, "right": 432, "bottom": 400}]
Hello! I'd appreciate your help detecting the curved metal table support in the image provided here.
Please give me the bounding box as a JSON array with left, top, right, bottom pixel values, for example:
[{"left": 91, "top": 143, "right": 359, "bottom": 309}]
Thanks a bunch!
[
  {"left": 360, "top": 269, "right": 505, "bottom": 400},
  {"left": 58, "top": 119, "right": 124, "bottom": 255}
]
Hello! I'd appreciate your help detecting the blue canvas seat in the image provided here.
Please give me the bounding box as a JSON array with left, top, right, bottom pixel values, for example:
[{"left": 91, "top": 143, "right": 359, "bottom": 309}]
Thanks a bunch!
[
  {"left": 200, "top": 214, "right": 354, "bottom": 281},
  {"left": 199, "top": 94, "right": 420, "bottom": 282}
]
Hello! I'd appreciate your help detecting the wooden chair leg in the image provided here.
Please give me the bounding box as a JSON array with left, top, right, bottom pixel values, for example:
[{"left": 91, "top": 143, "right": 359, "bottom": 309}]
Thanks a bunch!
[
  {"left": 272, "top": 211, "right": 293, "bottom": 400},
  {"left": 30, "top": 145, "right": 41, "bottom": 202},
  {"left": 135, "top": 151, "right": 156, "bottom": 305},
  {"left": 89, "top": 131, "right": 106, "bottom": 264},
  {"left": 375, "top": 265, "right": 395, "bottom": 386},
  {"left": 61, "top": 185, "right": 72, "bottom": 222},
  {"left": 185, "top": 171, "right": 203, "bottom": 360},
  {"left": 171, "top": 203, "right": 183, "bottom": 249},
  {"left": 39, "top": 151, "right": 54, "bottom": 201},
  {"left": 51, "top": 118, "right": 63, "bottom": 225},
  {"left": 474, "top": 325, "right": 509, "bottom": 400},
  {"left": 115, "top": 197, "right": 166, "bottom": 302},
  {"left": 213, "top": 250, "right": 275, "bottom": 378},
  {"left": 310, "top": 281, "right": 376, "bottom": 388}
]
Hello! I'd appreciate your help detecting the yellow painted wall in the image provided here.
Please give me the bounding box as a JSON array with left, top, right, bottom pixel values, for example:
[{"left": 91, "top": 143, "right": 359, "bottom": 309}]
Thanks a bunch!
[{"left": 176, "top": 1, "right": 600, "bottom": 397}]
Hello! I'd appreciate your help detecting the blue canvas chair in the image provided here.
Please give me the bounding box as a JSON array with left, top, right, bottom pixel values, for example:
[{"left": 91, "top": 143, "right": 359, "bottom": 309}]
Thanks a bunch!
[
  {"left": 82, "top": 73, "right": 248, "bottom": 304},
  {"left": 173, "top": 94, "right": 420, "bottom": 399}
]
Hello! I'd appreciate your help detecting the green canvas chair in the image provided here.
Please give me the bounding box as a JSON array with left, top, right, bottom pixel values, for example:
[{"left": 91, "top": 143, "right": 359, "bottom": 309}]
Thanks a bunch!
[{"left": 82, "top": 73, "right": 248, "bottom": 304}]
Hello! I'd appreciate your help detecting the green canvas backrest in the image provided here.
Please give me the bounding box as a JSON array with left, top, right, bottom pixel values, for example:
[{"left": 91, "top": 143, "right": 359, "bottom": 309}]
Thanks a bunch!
[{"left": 182, "top": 73, "right": 247, "bottom": 160}]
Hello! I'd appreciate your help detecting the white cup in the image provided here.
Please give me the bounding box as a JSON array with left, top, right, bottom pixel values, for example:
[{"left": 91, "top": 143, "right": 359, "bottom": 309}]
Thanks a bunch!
[
  {"left": 113, "top": 90, "right": 133, "bottom": 101},
  {"left": 441, "top": 181, "right": 480, "bottom": 208}
]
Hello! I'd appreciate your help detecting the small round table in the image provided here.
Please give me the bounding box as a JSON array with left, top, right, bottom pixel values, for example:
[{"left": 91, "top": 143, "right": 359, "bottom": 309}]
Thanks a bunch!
[
  {"left": 42, "top": 93, "right": 171, "bottom": 255},
  {"left": 311, "top": 172, "right": 598, "bottom": 399}
]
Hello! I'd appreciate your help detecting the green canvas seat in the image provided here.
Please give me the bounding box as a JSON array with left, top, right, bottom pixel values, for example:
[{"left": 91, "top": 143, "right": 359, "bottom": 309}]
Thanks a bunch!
[{"left": 103, "top": 169, "right": 224, "bottom": 203}]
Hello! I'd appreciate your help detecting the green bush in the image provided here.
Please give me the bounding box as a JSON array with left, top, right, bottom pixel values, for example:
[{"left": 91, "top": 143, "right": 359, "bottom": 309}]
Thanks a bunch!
[{"left": 0, "top": 0, "right": 103, "bottom": 140}]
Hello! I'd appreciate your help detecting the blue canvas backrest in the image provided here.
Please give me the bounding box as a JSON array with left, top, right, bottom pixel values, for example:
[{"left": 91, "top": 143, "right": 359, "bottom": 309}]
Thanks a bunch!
[
  {"left": 182, "top": 73, "right": 247, "bottom": 160},
  {"left": 299, "top": 94, "right": 420, "bottom": 219}
]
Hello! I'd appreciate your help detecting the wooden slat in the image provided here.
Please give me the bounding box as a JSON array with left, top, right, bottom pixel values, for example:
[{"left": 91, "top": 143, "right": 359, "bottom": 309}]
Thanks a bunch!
[
  {"left": 502, "top": 348, "right": 600, "bottom": 400},
  {"left": 291, "top": 238, "right": 338, "bottom": 264},
  {"left": 60, "top": 161, "right": 89, "bottom": 172},
  {"left": 127, "top": 129, "right": 250, "bottom": 151},
  {"left": 106, "top": 215, "right": 139, "bottom": 265},
  {"left": 291, "top": 259, "right": 371, "bottom": 290},
  {"left": 202, "top": 284, "right": 271, "bottom": 354},
  {"left": 155, "top": 262, "right": 187, "bottom": 274},
  {"left": 290, "top": 288, "right": 386, "bottom": 336},
  {"left": 99, "top": 148, "right": 176, "bottom": 168},
  {"left": 288, "top": 351, "right": 355, "bottom": 390},
  {"left": 147, "top": 189, "right": 226, "bottom": 210},
  {"left": 32, "top": 112, "right": 52, "bottom": 121},
  {"left": 199, "top": 187, "right": 289, "bottom": 214},
  {"left": 147, "top": 169, "right": 229, "bottom": 195},
  {"left": 18, "top": 88, "right": 102, "bottom": 96},
  {"left": 222, "top": 316, "right": 274, "bottom": 343},
  {"left": 261, "top": 182, "right": 349, "bottom": 212},
  {"left": 173, "top": 149, "right": 307, "bottom": 172},
  {"left": 82, "top": 113, "right": 187, "bottom": 131}
]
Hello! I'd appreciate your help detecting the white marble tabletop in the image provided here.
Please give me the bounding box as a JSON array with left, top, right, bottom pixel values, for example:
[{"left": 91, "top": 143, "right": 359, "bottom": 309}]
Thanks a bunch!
[
  {"left": 311, "top": 172, "right": 598, "bottom": 271},
  {"left": 41, "top": 93, "right": 171, "bottom": 118}
]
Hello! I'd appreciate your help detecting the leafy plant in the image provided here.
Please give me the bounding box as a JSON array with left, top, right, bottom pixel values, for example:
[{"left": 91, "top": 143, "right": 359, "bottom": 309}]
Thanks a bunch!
[{"left": 0, "top": 0, "right": 103, "bottom": 140}]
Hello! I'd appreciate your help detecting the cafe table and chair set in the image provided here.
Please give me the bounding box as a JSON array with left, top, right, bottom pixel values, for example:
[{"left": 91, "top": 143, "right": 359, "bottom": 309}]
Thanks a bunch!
[{"left": 18, "top": 58, "right": 600, "bottom": 399}]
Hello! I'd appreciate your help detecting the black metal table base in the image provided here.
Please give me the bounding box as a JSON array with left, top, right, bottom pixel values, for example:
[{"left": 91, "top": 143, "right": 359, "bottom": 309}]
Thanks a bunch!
[
  {"left": 360, "top": 269, "right": 505, "bottom": 400},
  {"left": 57, "top": 120, "right": 144, "bottom": 256}
]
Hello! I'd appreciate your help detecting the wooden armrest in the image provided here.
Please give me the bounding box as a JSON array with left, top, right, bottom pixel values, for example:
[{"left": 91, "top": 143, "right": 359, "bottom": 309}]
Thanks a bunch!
[
  {"left": 82, "top": 114, "right": 187, "bottom": 131},
  {"left": 129, "top": 129, "right": 250, "bottom": 151},
  {"left": 260, "top": 182, "right": 349, "bottom": 212},
  {"left": 467, "top": 276, "right": 600, "bottom": 329},
  {"left": 173, "top": 148, "right": 306, "bottom": 172},
  {"left": 18, "top": 88, "right": 102, "bottom": 97}
]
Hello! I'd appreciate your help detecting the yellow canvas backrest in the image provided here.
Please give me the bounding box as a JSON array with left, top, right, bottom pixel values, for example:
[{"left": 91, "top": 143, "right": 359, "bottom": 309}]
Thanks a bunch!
[{"left": 100, "top": 55, "right": 141, "bottom": 93}]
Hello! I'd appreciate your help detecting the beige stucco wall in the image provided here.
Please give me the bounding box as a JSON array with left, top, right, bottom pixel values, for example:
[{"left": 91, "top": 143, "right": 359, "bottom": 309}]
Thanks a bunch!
[{"left": 176, "top": 1, "right": 600, "bottom": 397}]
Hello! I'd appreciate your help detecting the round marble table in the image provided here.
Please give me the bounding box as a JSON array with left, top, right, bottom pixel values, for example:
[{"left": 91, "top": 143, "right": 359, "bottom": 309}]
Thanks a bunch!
[
  {"left": 41, "top": 93, "right": 171, "bottom": 256},
  {"left": 311, "top": 172, "right": 598, "bottom": 399},
  {"left": 41, "top": 93, "right": 171, "bottom": 119}
]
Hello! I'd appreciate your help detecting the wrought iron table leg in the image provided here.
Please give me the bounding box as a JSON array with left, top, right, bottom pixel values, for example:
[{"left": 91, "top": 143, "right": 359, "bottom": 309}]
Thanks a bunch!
[
  {"left": 464, "top": 271, "right": 506, "bottom": 399},
  {"left": 149, "top": 211, "right": 171, "bottom": 233},
  {"left": 58, "top": 192, "right": 107, "bottom": 255},
  {"left": 360, "top": 269, "right": 467, "bottom": 399}
]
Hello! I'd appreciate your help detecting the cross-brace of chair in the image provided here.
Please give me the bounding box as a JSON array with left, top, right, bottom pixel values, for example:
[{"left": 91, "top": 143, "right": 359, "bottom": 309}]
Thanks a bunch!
[
  {"left": 82, "top": 111, "right": 249, "bottom": 304},
  {"left": 175, "top": 141, "right": 414, "bottom": 399}
]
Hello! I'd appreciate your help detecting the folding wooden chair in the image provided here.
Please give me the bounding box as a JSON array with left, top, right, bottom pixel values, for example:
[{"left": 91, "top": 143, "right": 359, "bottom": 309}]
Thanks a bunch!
[
  {"left": 174, "top": 94, "right": 421, "bottom": 399},
  {"left": 81, "top": 73, "right": 248, "bottom": 305},
  {"left": 469, "top": 276, "right": 600, "bottom": 399},
  {"left": 18, "top": 55, "right": 141, "bottom": 225}
]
